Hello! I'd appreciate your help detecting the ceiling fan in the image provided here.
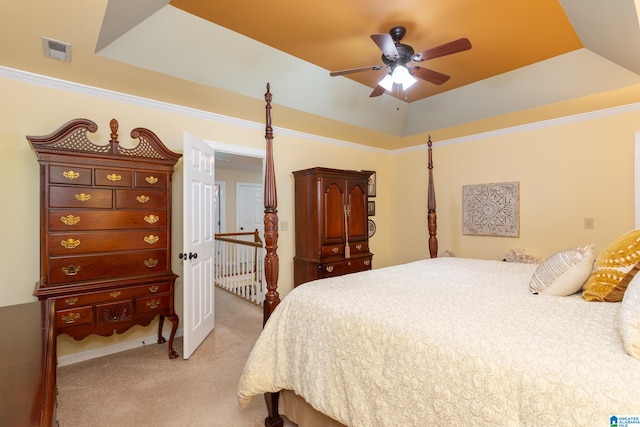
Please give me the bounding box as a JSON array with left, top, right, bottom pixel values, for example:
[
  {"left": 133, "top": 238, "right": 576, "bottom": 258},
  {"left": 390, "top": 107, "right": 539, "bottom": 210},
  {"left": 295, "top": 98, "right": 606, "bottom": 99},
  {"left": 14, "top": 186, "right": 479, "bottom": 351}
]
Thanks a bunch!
[{"left": 329, "top": 26, "right": 472, "bottom": 98}]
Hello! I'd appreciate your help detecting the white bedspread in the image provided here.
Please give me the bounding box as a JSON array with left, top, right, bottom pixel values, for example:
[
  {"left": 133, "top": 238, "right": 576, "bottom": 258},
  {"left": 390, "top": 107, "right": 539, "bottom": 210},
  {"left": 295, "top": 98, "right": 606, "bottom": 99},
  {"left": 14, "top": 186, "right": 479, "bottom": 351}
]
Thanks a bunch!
[{"left": 238, "top": 258, "right": 640, "bottom": 426}]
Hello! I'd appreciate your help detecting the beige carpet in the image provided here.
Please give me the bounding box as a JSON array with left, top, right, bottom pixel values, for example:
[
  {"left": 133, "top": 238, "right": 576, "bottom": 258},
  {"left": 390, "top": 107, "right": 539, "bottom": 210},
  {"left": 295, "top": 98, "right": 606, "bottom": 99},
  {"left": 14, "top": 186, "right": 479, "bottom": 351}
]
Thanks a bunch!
[{"left": 56, "top": 288, "right": 297, "bottom": 427}]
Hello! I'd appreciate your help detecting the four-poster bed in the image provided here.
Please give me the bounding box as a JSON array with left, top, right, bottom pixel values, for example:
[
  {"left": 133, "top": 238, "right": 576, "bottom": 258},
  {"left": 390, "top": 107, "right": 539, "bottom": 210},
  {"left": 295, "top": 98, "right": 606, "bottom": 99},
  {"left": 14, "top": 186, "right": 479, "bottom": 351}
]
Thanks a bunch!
[{"left": 243, "top": 84, "right": 640, "bottom": 427}]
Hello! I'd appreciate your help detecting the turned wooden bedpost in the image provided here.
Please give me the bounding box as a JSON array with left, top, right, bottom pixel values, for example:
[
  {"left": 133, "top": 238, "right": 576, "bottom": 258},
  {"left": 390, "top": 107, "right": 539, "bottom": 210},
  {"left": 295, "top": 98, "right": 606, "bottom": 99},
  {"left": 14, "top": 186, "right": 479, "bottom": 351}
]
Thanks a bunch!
[
  {"left": 263, "top": 83, "right": 284, "bottom": 427},
  {"left": 427, "top": 136, "right": 438, "bottom": 258},
  {"left": 262, "top": 83, "right": 281, "bottom": 326}
]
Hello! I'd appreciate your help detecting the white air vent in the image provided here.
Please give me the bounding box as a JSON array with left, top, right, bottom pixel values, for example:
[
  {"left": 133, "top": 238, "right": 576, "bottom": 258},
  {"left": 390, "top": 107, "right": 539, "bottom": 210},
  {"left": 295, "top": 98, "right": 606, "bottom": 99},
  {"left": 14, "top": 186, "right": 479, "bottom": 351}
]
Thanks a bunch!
[{"left": 42, "top": 37, "right": 71, "bottom": 62}]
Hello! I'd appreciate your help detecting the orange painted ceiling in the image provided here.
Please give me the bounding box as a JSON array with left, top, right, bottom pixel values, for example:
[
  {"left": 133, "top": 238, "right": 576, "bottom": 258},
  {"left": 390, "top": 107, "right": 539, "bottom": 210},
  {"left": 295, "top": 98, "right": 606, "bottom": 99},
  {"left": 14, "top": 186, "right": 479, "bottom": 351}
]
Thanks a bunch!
[{"left": 169, "top": 0, "right": 582, "bottom": 103}]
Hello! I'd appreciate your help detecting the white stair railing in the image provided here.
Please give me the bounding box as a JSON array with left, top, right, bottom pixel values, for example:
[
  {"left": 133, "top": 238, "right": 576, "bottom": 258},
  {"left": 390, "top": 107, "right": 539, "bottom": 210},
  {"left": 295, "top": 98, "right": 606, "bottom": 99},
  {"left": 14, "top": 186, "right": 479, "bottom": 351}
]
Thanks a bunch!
[{"left": 214, "top": 230, "right": 265, "bottom": 305}]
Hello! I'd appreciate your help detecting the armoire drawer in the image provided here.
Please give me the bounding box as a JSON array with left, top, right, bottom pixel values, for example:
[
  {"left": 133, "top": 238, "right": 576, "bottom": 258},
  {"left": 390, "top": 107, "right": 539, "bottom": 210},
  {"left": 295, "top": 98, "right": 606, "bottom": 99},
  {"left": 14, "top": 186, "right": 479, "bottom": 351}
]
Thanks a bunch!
[
  {"left": 321, "top": 244, "right": 344, "bottom": 257},
  {"left": 349, "top": 241, "right": 369, "bottom": 255},
  {"left": 320, "top": 256, "right": 372, "bottom": 279}
]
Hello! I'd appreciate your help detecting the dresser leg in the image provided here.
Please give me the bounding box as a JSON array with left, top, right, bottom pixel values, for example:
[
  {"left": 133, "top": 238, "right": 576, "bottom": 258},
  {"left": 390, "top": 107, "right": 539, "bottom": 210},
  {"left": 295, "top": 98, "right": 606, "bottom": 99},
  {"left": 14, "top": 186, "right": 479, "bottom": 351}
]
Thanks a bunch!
[
  {"left": 167, "top": 314, "right": 180, "bottom": 359},
  {"left": 157, "top": 315, "right": 167, "bottom": 344}
]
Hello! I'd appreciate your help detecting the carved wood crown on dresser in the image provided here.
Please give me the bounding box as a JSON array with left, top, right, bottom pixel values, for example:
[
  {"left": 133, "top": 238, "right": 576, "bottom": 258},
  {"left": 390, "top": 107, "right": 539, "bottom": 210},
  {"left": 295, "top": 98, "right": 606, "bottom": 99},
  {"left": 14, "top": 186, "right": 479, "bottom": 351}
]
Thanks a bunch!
[{"left": 27, "top": 118, "right": 182, "bottom": 359}]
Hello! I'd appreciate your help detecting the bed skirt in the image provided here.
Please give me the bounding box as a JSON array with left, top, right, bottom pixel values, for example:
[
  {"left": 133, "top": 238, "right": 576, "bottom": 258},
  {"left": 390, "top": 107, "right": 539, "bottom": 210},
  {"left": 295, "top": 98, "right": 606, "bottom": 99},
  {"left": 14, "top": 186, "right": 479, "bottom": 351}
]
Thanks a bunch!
[{"left": 280, "top": 390, "right": 346, "bottom": 427}]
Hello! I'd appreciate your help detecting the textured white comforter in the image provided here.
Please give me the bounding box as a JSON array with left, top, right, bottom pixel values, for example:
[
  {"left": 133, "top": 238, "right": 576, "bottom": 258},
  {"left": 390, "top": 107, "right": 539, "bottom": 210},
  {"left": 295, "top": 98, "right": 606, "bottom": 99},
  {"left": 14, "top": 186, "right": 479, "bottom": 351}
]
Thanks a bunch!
[{"left": 238, "top": 258, "right": 640, "bottom": 426}]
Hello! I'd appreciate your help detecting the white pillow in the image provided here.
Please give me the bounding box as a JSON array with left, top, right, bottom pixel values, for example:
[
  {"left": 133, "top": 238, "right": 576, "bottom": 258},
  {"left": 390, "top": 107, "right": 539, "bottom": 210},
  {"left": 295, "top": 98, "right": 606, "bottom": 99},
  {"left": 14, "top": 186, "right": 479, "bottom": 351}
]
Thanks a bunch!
[
  {"left": 620, "top": 273, "right": 640, "bottom": 359},
  {"left": 529, "top": 244, "right": 595, "bottom": 296}
]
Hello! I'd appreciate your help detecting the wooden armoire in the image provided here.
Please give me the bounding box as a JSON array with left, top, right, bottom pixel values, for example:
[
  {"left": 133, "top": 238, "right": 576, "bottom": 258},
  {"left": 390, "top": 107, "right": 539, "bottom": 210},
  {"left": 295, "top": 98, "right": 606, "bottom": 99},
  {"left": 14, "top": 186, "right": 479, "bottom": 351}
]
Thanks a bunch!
[
  {"left": 293, "top": 167, "right": 373, "bottom": 286},
  {"left": 27, "top": 118, "right": 182, "bottom": 359}
]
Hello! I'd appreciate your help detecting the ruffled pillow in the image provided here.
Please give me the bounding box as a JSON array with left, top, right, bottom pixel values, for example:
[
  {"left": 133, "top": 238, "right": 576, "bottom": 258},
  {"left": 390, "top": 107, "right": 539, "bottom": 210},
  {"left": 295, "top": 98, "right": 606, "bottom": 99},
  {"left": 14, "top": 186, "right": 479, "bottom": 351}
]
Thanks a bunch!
[
  {"left": 620, "top": 273, "right": 640, "bottom": 359},
  {"left": 529, "top": 244, "right": 595, "bottom": 296},
  {"left": 504, "top": 248, "right": 541, "bottom": 264},
  {"left": 582, "top": 230, "right": 640, "bottom": 302}
]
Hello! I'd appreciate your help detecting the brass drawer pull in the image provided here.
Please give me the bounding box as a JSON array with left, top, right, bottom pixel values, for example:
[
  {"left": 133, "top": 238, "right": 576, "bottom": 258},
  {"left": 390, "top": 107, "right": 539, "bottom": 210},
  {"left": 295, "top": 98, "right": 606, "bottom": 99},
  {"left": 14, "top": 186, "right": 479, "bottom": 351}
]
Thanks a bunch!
[
  {"left": 144, "top": 258, "right": 159, "bottom": 268},
  {"left": 75, "top": 193, "right": 91, "bottom": 202},
  {"left": 61, "top": 238, "right": 80, "bottom": 249},
  {"left": 61, "top": 312, "right": 80, "bottom": 324},
  {"left": 332, "top": 247, "right": 339, "bottom": 253},
  {"left": 144, "top": 215, "right": 159, "bottom": 224},
  {"left": 145, "top": 176, "right": 158, "bottom": 184},
  {"left": 326, "top": 266, "right": 334, "bottom": 272},
  {"left": 64, "top": 297, "right": 78, "bottom": 306},
  {"left": 136, "top": 195, "right": 150, "bottom": 204},
  {"left": 107, "top": 173, "right": 121, "bottom": 182},
  {"left": 61, "top": 265, "right": 81, "bottom": 276},
  {"left": 146, "top": 299, "right": 161, "bottom": 309},
  {"left": 144, "top": 235, "right": 159, "bottom": 245},
  {"left": 109, "top": 291, "right": 121, "bottom": 299},
  {"left": 148, "top": 285, "right": 159, "bottom": 293},
  {"left": 60, "top": 215, "right": 80, "bottom": 226},
  {"left": 63, "top": 170, "right": 79, "bottom": 180},
  {"left": 364, "top": 260, "right": 370, "bottom": 266},
  {"left": 356, "top": 244, "right": 362, "bottom": 250}
]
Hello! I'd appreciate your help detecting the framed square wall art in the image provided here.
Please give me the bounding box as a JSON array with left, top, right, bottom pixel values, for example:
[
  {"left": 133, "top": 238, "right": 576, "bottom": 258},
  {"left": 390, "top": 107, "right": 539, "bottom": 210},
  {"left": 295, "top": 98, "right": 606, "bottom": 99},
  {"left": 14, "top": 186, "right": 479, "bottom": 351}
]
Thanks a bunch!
[{"left": 462, "top": 181, "right": 520, "bottom": 237}]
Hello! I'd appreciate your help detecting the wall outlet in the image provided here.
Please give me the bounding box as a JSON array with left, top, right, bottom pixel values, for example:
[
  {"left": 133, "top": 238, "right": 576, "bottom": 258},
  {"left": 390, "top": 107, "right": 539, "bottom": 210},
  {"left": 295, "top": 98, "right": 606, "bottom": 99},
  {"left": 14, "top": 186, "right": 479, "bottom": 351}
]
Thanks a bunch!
[
  {"left": 584, "top": 218, "right": 594, "bottom": 229},
  {"left": 280, "top": 221, "right": 288, "bottom": 231}
]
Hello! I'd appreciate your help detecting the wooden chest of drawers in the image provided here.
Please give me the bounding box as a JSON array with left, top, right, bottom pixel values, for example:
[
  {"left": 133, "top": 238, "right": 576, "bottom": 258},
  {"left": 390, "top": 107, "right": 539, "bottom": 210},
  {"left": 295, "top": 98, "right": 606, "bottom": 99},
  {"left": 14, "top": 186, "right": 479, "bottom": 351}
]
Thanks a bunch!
[{"left": 28, "top": 118, "right": 182, "bottom": 359}]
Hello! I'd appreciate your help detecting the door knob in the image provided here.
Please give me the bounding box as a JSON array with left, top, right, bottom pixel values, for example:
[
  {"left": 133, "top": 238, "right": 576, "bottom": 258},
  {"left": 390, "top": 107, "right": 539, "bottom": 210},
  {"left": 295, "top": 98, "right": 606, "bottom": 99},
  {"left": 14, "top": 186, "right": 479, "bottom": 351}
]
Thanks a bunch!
[{"left": 179, "top": 252, "right": 197, "bottom": 260}]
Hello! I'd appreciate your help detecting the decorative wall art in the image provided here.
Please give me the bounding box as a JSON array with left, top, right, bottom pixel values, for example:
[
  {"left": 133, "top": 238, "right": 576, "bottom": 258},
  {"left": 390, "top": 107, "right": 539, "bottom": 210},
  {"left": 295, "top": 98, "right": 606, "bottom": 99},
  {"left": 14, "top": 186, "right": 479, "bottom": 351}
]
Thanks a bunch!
[
  {"left": 368, "top": 200, "right": 376, "bottom": 216},
  {"left": 368, "top": 219, "right": 376, "bottom": 237},
  {"left": 462, "top": 181, "right": 520, "bottom": 237},
  {"left": 368, "top": 172, "right": 376, "bottom": 197}
]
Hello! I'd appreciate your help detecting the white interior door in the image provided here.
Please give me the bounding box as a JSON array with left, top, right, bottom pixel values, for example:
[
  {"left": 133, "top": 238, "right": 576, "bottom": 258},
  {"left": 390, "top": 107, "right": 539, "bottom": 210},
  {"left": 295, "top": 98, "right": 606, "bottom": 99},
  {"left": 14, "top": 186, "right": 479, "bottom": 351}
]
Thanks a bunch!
[
  {"left": 183, "top": 132, "right": 216, "bottom": 359},
  {"left": 236, "top": 182, "right": 263, "bottom": 235}
]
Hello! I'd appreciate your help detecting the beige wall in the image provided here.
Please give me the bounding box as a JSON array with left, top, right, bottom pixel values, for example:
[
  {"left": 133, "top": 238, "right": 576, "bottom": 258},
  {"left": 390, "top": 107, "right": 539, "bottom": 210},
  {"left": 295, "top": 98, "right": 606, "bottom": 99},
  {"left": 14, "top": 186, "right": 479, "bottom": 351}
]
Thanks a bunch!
[
  {"left": 389, "top": 110, "right": 639, "bottom": 264},
  {"left": 0, "top": 75, "right": 390, "bottom": 357}
]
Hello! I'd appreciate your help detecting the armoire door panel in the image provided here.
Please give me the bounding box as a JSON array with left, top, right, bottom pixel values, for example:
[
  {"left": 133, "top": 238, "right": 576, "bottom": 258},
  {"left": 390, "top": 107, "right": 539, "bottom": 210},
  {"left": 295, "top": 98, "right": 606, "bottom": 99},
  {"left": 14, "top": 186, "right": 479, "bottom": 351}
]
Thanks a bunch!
[{"left": 322, "top": 181, "right": 345, "bottom": 242}]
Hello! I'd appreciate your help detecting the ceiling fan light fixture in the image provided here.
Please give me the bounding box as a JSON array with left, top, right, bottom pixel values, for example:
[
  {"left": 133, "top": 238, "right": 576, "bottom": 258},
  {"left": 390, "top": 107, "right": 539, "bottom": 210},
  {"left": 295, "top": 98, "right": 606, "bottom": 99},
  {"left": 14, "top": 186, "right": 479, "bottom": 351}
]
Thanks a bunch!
[
  {"left": 378, "top": 74, "right": 394, "bottom": 91},
  {"left": 392, "top": 65, "right": 417, "bottom": 90}
]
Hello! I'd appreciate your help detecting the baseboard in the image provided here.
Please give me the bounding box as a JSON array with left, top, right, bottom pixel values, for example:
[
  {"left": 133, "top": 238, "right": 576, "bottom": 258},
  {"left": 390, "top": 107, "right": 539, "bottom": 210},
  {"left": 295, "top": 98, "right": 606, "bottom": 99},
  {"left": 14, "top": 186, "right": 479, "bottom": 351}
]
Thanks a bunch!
[{"left": 57, "top": 329, "right": 183, "bottom": 367}]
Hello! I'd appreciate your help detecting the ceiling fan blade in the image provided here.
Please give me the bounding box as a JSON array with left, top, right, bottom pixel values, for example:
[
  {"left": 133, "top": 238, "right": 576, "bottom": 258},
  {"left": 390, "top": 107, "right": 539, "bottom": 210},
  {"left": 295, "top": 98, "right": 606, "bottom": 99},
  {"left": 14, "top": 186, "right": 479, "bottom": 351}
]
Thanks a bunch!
[
  {"left": 369, "top": 85, "right": 386, "bottom": 97},
  {"left": 370, "top": 34, "right": 399, "bottom": 60},
  {"left": 413, "top": 38, "right": 472, "bottom": 62},
  {"left": 330, "top": 65, "right": 384, "bottom": 76},
  {"left": 411, "top": 67, "right": 451, "bottom": 85}
]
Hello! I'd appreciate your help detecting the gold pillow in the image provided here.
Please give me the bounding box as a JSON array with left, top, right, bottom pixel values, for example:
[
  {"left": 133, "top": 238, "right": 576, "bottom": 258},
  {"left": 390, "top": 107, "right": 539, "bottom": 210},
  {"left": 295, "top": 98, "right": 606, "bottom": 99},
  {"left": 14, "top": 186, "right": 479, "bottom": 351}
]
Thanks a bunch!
[{"left": 582, "top": 230, "right": 640, "bottom": 302}]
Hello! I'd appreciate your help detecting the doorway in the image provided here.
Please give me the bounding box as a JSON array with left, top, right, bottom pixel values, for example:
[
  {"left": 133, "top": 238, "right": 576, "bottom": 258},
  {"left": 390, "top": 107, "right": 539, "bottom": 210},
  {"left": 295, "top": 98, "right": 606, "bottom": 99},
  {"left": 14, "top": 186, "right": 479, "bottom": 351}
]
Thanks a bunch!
[{"left": 212, "top": 145, "right": 265, "bottom": 235}]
